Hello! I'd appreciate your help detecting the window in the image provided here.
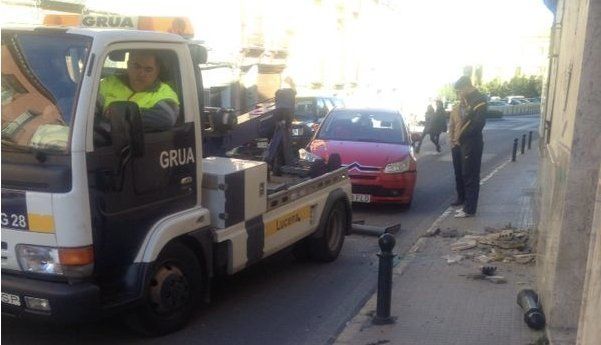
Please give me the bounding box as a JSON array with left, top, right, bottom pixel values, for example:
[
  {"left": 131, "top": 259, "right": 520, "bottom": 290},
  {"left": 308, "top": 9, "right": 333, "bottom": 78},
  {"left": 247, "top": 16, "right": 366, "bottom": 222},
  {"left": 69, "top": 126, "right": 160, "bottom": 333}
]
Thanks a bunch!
[
  {"left": 95, "top": 49, "right": 183, "bottom": 140},
  {"left": 1, "top": 32, "right": 91, "bottom": 153},
  {"left": 318, "top": 110, "right": 407, "bottom": 144}
]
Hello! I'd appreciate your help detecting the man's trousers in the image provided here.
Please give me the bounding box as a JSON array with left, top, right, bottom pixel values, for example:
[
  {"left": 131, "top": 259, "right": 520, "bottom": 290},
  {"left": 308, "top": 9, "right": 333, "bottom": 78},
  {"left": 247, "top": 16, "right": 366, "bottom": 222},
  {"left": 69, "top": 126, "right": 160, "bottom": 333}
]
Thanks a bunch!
[
  {"left": 451, "top": 145, "right": 465, "bottom": 203},
  {"left": 460, "top": 137, "right": 483, "bottom": 215}
]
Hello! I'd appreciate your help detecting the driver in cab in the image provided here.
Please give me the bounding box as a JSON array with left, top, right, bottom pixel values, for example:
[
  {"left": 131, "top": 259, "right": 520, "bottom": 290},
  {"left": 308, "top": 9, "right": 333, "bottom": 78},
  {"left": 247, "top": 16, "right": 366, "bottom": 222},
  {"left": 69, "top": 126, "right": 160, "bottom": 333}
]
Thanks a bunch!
[{"left": 98, "top": 50, "right": 179, "bottom": 132}]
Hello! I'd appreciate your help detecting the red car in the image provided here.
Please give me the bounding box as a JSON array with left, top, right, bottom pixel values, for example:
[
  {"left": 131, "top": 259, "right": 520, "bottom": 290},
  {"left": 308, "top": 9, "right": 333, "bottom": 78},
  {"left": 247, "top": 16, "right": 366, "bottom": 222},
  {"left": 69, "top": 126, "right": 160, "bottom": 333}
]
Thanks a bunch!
[{"left": 309, "top": 108, "right": 417, "bottom": 206}]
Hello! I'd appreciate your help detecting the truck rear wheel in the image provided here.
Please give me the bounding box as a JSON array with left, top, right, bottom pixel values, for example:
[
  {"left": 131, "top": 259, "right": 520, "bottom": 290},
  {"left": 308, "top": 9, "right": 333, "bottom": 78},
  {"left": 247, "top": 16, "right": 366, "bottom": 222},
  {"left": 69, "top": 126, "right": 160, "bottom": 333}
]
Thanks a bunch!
[
  {"left": 126, "top": 241, "right": 202, "bottom": 336},
  {"left": 309, "top": 201, "right": 347, "bottom": 262}
]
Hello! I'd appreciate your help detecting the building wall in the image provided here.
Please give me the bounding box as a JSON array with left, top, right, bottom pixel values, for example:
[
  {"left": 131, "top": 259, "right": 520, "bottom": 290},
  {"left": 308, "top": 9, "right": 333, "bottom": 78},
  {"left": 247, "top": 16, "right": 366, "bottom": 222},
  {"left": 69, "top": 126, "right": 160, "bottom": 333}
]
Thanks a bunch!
[
  {"left": 537, "top": 0, "right": 601, "bottom": 343},
  {"left": 576, "top": 165, "right": 601, "bottom": 345}
]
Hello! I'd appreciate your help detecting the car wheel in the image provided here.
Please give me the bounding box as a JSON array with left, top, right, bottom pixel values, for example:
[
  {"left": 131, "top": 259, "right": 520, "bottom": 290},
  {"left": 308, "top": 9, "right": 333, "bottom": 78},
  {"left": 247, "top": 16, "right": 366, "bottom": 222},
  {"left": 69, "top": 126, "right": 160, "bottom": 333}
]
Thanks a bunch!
[
  {"left": 126, "top": 241, "right": 202, "bottom": 336},
  {"left": 308, "top": 201, "right": 347, "bottom": 262}
]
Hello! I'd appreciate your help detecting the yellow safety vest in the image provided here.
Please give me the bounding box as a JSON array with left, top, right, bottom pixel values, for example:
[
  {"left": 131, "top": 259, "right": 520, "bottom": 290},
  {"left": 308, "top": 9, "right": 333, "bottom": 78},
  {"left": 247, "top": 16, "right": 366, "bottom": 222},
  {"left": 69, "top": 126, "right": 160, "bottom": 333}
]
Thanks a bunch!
[{"left": 99, "top": 75, "right": 179, "bottom": 110}]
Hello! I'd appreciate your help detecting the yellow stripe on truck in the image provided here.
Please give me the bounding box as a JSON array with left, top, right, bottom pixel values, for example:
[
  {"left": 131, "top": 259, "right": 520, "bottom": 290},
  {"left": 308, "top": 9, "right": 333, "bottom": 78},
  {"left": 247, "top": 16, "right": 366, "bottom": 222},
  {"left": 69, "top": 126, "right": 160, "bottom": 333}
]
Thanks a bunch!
[
  {"left": 27, "top": 214, "right": 55, "bottom": 233},
  {"left": 265, "top": 206, "right": 311, "bottom": 237}
]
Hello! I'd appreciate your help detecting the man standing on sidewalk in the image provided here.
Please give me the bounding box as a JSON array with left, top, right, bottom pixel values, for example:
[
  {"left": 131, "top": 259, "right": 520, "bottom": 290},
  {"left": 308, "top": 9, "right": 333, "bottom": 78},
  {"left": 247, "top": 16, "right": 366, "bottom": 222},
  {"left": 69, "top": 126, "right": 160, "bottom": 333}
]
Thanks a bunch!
[
  {"left": 448, "top": 99, "right": 466, "bottom": 207},
  {"left": 453, "top": 76, "right": 487, "bottom": 218}
]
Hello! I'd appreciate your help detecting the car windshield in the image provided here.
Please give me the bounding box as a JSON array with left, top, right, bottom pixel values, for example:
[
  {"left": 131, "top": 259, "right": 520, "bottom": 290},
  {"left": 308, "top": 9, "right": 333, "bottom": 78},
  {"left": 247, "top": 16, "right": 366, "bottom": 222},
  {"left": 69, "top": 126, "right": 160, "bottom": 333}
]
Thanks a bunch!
[
  {"left": 1, "top": 31, "right": 91, "bottom": 153},
  {"left": 317, "top": 110, "right": 407, "bottom": 144}
]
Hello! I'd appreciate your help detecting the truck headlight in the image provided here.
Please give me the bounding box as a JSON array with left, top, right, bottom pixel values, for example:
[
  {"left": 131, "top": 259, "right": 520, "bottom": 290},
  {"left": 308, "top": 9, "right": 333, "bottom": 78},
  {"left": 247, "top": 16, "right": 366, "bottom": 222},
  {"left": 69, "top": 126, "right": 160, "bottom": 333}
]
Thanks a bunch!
[
  {"left": 383, "top": 157, "right": 412, "bottom": 174},
  {"left": 16, "top": 245, "right": 63, "bottom": 275},
  {"left": 16, "top": 244, "right": 94, "bottom": 277}
]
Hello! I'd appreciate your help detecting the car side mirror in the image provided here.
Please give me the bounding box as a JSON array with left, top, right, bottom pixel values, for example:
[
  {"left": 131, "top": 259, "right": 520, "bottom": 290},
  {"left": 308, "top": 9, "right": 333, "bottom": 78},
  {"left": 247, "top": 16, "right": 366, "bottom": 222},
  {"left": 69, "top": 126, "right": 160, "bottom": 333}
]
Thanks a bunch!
[{"left": 105, "top": 101, "right": 144, "bottom": 158}]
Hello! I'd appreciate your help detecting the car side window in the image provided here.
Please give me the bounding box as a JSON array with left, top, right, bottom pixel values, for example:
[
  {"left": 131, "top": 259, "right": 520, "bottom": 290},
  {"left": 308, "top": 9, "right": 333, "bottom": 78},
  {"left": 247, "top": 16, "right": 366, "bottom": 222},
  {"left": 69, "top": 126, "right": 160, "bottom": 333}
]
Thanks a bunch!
[
  {"left": 94, "top": 49, "right": 184, "bottom": 147},
  {"left": 316, "top": 98, "right": 327, "bottom": 117}
]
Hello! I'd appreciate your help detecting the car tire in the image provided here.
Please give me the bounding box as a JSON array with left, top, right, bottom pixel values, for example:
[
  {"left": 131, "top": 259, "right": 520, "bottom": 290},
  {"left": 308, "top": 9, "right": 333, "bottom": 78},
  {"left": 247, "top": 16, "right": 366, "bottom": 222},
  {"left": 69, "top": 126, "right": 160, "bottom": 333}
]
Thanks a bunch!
[
  {"left": 126, "top": 241, "right": 203, "bottom": 336},
  {"left": 308, "top": 201, "right": 347, "bottom": 262}
]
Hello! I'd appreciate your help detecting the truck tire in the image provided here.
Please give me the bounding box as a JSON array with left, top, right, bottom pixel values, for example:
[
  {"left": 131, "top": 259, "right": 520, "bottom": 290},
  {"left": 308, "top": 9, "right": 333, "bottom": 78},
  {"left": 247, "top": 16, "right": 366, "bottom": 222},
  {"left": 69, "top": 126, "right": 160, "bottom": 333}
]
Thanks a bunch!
[
  {"left": 308, "top": 201, "right": 347, "bottom": 262},
  {"left": 126, "top": 241, "right": 203, "bottom": 336}
]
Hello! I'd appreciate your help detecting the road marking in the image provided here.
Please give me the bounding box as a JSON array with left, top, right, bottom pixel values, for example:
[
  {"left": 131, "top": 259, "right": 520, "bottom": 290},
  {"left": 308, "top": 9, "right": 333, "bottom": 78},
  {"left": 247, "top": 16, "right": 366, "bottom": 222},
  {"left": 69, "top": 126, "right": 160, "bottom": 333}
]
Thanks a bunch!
[
  {"left": 480, "top": 159, "right": 511, "bottom": 185},
  {"left": 511, "top": 124, "right": 539, "bottom": 131}
]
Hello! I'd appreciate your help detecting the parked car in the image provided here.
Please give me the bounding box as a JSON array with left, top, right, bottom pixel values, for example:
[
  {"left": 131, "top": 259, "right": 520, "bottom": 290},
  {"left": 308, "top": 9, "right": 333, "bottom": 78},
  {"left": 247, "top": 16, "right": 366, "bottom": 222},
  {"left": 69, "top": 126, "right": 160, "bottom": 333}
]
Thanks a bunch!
[
  {"left": 292, "top": 95, "right": 345, "bottom": 147},
  {"left": 308, "top": 108, "right": 417, "bottom": 207}
]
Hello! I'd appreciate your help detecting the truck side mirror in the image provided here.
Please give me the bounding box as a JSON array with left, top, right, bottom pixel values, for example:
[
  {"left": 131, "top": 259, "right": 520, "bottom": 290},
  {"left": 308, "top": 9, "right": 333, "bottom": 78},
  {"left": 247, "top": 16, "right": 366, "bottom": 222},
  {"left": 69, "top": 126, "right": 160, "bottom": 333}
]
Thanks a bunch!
[
  {"left": 105, "top": 101, "right": 145, "bottom": 158},
  {"left": 189, "top": 44, "right": 208, "bottom": 65}
]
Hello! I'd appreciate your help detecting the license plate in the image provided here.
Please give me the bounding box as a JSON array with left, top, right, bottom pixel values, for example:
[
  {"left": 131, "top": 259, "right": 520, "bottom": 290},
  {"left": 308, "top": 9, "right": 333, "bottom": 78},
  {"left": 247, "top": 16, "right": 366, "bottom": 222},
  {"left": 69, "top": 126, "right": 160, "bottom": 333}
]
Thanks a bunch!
[
  {"left": 1, "top": 190, "right": 29, "bottom": 230},
  {"left": 352, "top": 194, "right": 371, "bottom": 203},
  {"left": 257, "top": 141, "right": 268, "bottom": 149},
  {"left": 292, "top": 128, "right": 304, "bottom": 136},
  {"left": 1, "top": 292, "right": 21, "bottom": 306}
]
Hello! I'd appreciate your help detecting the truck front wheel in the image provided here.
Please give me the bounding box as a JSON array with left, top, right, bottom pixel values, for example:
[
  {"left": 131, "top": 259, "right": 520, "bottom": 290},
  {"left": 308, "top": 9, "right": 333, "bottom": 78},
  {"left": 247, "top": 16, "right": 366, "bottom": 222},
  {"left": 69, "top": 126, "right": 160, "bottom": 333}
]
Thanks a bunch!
[
  {"left": 309, "top": 201, "right": 347, "bottom": 262},
  {"left": 126, "top": 241, "right": 203, "bottom": 336}
]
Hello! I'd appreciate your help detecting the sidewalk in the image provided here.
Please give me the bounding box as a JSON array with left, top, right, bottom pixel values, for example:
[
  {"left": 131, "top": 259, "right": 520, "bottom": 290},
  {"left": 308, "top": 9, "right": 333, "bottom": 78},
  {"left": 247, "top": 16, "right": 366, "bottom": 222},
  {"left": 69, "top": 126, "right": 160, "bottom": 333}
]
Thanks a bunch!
[{"left": 335, "top": 148, "right": 543, "bottom": 345}]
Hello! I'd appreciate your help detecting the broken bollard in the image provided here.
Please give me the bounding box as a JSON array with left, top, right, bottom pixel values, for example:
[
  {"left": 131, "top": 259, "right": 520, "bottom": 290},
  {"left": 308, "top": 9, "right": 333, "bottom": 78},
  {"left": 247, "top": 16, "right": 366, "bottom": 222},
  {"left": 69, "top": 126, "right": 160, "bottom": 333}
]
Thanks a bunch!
[
  {"left": 517, "top": 289, "right": 546, "bottom": 330},
  {"left": 373, "top": 233, "right": 396, "bottom": 325}
]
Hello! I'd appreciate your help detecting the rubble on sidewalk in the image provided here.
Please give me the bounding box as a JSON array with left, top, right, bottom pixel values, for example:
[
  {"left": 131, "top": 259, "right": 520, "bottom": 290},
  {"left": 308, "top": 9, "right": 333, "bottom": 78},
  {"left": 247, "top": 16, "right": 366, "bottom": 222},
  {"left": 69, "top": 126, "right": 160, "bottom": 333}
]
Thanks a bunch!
[
  {"left": 441, "top": 254, "right": 464, "bottom": 264},
  {"left": 450, "top": 239, "right": 477, "bottom": 251},
  {"left": 441, "top": 226, "right": 536, "bottom": 265},
  {"left": 434, "top": 226, "right": 537, "bottom": 286}
]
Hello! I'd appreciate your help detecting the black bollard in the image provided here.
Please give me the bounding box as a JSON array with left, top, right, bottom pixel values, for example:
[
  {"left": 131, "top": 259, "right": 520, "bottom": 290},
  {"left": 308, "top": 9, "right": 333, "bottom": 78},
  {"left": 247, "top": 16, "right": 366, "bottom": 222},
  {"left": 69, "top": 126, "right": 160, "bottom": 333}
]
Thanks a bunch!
[
  {"left": 528, "top": 131, "right": 533, "bottom": 150},
  {"left": 373, "top": 233, "right": 396, "bottom": 325},
  {"left": 517, "top": 289, "right": 546, "bottom": 330},
  {"left": 512, "top": 138, "right": 518, "bottom": 162},
  {"left": 521, "top": 134, "right": 526, "bottom": 154}
]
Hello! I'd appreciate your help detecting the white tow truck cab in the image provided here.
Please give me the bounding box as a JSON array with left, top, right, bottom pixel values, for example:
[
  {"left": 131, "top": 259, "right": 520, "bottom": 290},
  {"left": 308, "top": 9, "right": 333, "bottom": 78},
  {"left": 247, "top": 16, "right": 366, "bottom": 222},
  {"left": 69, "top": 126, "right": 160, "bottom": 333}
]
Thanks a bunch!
[{"left": 1, "top": 16, "right": 351, "bottom": 335}]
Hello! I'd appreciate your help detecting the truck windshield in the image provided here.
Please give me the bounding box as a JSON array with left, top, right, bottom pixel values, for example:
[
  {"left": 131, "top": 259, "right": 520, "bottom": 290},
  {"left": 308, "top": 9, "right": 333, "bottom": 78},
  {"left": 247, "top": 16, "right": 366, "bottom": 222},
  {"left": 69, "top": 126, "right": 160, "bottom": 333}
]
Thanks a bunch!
[{"left": 1, "top": 31, "right": 91, "bottom": 153}]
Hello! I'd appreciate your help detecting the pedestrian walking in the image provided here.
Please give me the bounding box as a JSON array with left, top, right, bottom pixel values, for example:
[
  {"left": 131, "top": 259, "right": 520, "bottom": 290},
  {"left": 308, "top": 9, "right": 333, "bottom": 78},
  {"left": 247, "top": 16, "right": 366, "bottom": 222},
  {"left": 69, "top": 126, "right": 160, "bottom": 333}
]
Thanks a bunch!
[
  {"left": 448, "top": 99, "right": 466, "bottom": 207},
  {"left": 415, "top": 104, "right": 438, "bottom": 153},
  {"left": 431, "top": 100, "right": 447, "bottom": 152},
  {"left": 453, "top": 76, "right": 487, "bottom": 218}
]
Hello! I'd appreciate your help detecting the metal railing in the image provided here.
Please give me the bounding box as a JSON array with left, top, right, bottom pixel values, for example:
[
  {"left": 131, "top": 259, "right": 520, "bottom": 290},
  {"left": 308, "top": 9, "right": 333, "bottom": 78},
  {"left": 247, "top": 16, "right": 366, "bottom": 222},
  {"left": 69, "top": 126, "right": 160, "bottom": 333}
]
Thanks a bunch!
[{"left": 489, "top": 103, "right": 541, "bottom": 116}]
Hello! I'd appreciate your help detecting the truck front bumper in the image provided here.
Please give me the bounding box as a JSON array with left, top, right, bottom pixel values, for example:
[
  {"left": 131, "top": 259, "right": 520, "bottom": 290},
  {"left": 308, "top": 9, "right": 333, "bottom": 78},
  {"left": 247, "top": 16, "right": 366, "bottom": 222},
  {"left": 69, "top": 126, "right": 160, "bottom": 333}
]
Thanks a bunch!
[{"left": 1, "top": 273, "right": 101, "bottom": 323}]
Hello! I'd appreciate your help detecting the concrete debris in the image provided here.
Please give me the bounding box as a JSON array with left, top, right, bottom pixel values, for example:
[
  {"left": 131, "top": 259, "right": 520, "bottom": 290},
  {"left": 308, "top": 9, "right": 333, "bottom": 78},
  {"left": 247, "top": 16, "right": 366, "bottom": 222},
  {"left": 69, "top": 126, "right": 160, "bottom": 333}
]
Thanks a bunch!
[
  {"left": 440, "top": 228, "right": 460, "bottom": 238},
  {"left": 470, "top": 229, "right": 529, "bottom": 250},
  {"left": 451, "top": 239, "right": 477, "bottom": 251},
  {"left": 514, "top": 254, "right": 536, "bottom": 264},
  {"left": 485, "top": 275, "right": 507, "bottom": 284},
  {"left": 441, "top": 227, "right": 535, "bottom": 267},
  {"left": 475, "top": 254, "right": 492, "bottom": 263},
  {"left": 441, "top": 254, "right": 464, "bottom": 264},
  {"left": 423, "top": 227, "right": 440, "bottom": 237},
  {"left": 488, "top": 249, "right": 506, "bottom": 262}
]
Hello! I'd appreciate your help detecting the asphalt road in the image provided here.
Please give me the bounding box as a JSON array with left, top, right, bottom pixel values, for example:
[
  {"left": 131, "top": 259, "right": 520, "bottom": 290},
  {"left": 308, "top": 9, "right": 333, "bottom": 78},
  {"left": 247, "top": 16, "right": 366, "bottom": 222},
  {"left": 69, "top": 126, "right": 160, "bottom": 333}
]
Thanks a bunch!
[{"left": 1, "top": 115, "right": 540, "bottom": 345}]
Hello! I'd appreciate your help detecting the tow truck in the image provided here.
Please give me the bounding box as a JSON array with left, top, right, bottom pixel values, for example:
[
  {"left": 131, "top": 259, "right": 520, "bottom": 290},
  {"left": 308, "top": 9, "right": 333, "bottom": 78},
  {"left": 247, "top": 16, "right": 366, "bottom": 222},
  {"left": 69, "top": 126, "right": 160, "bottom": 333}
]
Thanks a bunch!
[{"left": 1, "top": 15, "right": 352, "bottom": 335}]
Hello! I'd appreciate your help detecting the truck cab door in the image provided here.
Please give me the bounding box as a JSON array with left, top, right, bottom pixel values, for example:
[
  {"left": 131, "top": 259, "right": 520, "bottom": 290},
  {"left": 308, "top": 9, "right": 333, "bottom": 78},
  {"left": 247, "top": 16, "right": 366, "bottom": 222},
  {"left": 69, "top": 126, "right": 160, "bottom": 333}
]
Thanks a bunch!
[{"left": 86, "top": 46, "right": 197, "bottom": 274}]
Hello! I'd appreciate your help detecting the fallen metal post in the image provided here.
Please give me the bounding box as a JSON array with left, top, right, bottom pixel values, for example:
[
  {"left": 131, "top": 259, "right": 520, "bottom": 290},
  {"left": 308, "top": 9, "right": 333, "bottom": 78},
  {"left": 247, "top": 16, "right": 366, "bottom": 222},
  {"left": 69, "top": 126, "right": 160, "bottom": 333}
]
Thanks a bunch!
[
  {"left": 351, "top": 223, "right": 401, "bottom": 237},
  {"left": 517, "top": 289, "right": 546, "bottom": 330},
  {"left": 373, "top": 233, "right": 396, "bottom": 325}
]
